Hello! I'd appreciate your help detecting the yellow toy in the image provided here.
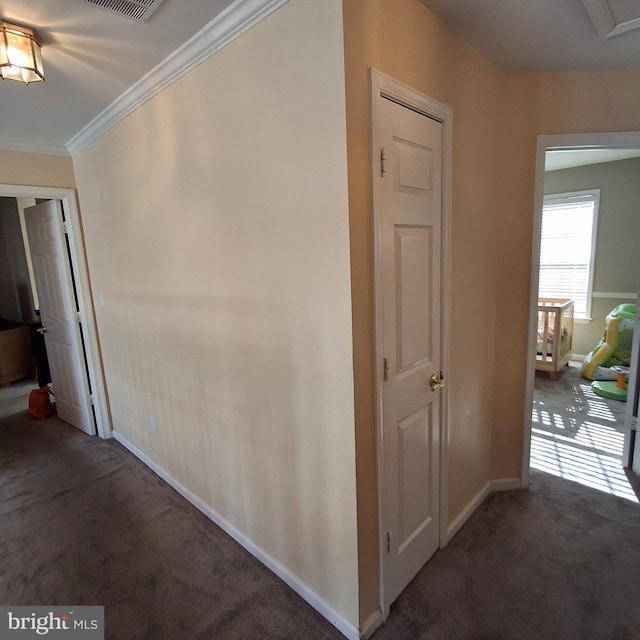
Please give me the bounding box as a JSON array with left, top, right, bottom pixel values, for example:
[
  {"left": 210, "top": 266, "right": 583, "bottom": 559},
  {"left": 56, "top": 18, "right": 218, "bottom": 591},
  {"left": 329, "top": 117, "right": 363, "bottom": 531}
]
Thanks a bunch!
[{"left": 581, "top": 304, "right": 635, "bottom": 381}]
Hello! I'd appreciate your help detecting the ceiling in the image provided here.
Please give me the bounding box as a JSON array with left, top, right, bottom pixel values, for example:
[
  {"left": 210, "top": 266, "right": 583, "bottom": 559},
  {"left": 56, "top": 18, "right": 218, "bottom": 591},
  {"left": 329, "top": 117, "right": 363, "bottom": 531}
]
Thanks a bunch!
[
  {"left": 545, "top": 148, "right": 640, "bottom": 171},
  {"left": 420, "top": 0, "right": 640, "bottom": 71},
  {"left": 0, "top": 0, "right": 236, "bottom": 155},
  {"left": 1, "top": 0, "right": 640, "bottom": 157}
]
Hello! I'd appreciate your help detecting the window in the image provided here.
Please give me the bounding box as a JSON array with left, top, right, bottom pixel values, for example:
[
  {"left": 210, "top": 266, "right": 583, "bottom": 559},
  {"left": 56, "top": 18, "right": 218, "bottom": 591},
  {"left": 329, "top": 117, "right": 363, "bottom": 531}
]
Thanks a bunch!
[{"left": 538, "top": 189, "right": 599, "bottom": 319}]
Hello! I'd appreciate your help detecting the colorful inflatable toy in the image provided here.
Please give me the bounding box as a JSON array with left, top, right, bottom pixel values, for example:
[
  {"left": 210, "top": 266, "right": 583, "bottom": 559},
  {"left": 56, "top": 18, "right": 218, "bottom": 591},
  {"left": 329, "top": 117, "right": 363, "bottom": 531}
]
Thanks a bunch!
[{"left": 581, "top": 303, "right": 635, "bottom": 382}]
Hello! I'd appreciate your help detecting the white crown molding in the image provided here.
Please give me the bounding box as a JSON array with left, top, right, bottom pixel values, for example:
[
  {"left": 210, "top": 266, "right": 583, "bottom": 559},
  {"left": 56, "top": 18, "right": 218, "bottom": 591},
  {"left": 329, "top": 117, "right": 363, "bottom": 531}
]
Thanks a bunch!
[
  {"left": 66, "top": 0, "right": 289, "bottom": 156},
  {"left": 0, "top": 135, "right": 70, "bottom": 157},
  {"left": 582, "top": 0, "right": 640, "bottom": 38}
]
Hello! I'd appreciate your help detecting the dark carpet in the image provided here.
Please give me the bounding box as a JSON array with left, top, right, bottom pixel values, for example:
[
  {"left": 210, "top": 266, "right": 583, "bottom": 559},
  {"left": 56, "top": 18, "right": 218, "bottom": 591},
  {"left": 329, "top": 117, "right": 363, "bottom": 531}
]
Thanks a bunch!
[
  {"left": 377, "top": 471, "right": 640, "bottom": 640},
  {"left": 2, "top": 381, "right": 640, "bottom": 639}
]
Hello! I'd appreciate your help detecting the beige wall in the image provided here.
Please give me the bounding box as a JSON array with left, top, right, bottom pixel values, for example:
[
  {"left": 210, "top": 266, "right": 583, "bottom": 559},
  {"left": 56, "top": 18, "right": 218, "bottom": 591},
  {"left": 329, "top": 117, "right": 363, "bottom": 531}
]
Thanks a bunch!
[
  {"left": 4, "top": 3, "right": 640, "bottom": 632},
  {"left": 343, "top": 0, "right": 504, "bottom": 622},
  {"left": 493, "top": 69, "right": 640, "bottom": 480},
  {"left": 344, "top": 2, "right": 640, "bottom": 623},
  {"left": 0, "top": 150, "right": 75, "bottom": 189},
  {"left": 73, "top": 0, "right": 359, "bottom": 626},
  {"left": 0, "top": 152, "right": 74, "bottom": 324},
  {"left": 544, "top": 157, "right": 640, "bottom": 356}
]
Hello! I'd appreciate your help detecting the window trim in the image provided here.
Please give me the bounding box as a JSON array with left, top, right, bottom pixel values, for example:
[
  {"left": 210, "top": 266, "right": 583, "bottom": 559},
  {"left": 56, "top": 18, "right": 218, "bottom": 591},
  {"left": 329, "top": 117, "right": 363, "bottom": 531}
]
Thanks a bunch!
[{"left": 539, "top": 188, "right": 600, "bottom": 320}]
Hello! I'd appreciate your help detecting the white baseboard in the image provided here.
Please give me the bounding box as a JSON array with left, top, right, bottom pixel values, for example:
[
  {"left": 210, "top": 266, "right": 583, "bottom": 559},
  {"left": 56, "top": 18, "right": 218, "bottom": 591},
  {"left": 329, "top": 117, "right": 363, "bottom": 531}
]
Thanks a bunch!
[
  {"left": 491, "top": 477, "right": 523, "bottom": 491},
  {"left": 446, "top": 480, "right": 491, "bottom": 541},
  {"left": 112, "top": 430, "right": 360, "bottom": 640},
  {"left": 360, "top": 610, "right": 383, "bottom": 639},
  {"left": 445, "top": 475, "right": 523, "bottom": 543}
]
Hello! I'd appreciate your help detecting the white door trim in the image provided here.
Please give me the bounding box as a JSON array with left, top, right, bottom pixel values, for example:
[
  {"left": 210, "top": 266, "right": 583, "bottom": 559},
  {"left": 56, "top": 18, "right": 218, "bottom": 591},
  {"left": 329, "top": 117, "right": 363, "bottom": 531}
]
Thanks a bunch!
[
  {"left": 523, "top": 131, "right": 640, "bottom": 485},
  {"left": 370, "top": 68, "right": 453, "bottom": 618},
  {"left": 0, "top": 184, "right": 111, "bottom": 439},
  {"left": 626, "top": 275, "right": 640, "bottom": 470}
]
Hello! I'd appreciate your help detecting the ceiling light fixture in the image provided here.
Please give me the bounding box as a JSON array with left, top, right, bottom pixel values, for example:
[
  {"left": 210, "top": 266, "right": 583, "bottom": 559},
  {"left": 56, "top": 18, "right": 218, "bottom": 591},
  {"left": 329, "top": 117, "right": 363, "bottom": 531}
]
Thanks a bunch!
[{"left": 0, "top": 21, "right": 44, "bottom": 84}]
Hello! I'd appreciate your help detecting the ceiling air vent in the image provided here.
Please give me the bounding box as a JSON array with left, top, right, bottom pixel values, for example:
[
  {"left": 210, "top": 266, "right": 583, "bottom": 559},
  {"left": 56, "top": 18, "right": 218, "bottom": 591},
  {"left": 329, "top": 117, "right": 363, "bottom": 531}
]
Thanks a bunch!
[{"left": 80, "top": 0, "right": 166, "bottom": 23}]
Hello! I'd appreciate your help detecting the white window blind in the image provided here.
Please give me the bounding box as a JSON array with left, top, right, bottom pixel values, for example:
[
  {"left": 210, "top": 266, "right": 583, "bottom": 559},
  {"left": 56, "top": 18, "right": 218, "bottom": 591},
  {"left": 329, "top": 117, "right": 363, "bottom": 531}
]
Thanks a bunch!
[{"left": 538, "top": 190, "right": 599, "bottom": 319}]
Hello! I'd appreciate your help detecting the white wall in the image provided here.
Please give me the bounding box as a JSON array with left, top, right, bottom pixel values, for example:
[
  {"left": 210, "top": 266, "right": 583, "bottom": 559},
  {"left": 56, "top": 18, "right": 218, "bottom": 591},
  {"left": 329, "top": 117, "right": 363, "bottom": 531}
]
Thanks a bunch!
[{"left": 73, "top": 0, "right": 359, "bottom": 627}]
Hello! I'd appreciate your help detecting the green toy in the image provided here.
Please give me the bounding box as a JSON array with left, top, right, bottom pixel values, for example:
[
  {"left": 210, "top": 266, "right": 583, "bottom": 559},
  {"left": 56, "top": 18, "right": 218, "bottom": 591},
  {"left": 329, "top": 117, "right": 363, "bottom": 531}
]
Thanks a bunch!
[{"left": 581, "top": 303, "right": 636, "bottom": 401}]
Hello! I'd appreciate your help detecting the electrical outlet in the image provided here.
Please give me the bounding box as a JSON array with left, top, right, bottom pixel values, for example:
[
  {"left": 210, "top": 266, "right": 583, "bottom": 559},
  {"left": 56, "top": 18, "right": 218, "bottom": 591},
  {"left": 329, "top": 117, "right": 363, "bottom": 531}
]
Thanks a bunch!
[{"left": 150, "top": 416, "right": 158, "bottom": 432}]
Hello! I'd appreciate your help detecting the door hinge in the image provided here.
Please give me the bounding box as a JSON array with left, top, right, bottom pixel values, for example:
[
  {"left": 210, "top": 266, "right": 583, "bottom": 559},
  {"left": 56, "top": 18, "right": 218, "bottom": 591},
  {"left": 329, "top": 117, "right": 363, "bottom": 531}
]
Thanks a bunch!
[
  {"left": 63, "top": 221, "right": 70, "bottom": 234},
  {"left": 383, "top": 357, "right": 389, "bottom": 381},
  {"left": 386, "top": 531, "right": 392, "bottom": 553},
  {"left": 76, "top": 311, "right": 83, "bottom": 323},
  {"left": 89, "top": 394, "right": 96, "bottom": 406},
  {"left": 380, "top": 147, "right": 386, "bottom": 177}
]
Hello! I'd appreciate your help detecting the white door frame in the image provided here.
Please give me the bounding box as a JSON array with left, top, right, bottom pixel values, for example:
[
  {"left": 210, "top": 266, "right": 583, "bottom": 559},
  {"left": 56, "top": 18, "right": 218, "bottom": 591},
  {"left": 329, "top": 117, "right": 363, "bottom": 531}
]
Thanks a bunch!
[
  {"left": 522, "top": 131, "right": 640, "bottom": 485},
  {"left": 625, "top": 275, "right": 640, "bottom": 470},
  {"left": 370, "top": 69, "right": 453, "bottom": 618},
  {"left": 0, "top": 184, "right": 111, "bottom": 439}
]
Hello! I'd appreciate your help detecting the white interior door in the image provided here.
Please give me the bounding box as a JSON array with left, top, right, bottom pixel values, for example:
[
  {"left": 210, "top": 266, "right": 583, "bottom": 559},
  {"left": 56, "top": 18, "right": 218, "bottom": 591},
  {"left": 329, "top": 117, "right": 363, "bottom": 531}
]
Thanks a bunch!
[
  {"left": 377, "top": 94, "right": 443, "bottom": 609},
  {"left": 25, "top": 200, "right": 95, "bottom": 435},
  {"left": 625, "top": 272, "right": 640, "bottom": 471}
]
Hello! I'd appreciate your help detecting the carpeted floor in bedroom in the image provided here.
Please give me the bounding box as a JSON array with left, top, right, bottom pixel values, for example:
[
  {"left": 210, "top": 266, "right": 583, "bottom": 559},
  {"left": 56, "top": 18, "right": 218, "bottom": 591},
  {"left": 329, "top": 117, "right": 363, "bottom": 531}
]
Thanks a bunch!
[{"left": 531, "top": 359, "right": 637, "bottom": 501}]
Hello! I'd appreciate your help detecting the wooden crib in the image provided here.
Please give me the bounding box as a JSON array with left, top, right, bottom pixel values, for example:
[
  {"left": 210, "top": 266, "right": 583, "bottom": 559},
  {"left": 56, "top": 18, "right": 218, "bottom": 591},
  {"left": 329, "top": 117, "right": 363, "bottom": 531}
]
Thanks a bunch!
[{"left": 536, "top": 298, "right": 574, "bottom": 380}]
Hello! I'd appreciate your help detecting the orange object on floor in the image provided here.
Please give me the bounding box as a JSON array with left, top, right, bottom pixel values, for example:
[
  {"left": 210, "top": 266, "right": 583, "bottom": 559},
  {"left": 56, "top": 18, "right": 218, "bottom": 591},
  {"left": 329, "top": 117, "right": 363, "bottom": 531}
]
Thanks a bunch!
[{"left": 28, "top": 386, "right": 53, "bottom": 421}]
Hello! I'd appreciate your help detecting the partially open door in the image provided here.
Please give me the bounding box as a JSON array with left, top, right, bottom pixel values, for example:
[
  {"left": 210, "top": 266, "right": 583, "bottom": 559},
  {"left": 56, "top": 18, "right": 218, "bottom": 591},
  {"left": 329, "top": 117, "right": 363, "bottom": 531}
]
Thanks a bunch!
[
  {"left": 25, "top": 200, "right": 95, "bottom": 435},
  {"left": 624, "top": 272, "right": 640, "bottom": 471}
]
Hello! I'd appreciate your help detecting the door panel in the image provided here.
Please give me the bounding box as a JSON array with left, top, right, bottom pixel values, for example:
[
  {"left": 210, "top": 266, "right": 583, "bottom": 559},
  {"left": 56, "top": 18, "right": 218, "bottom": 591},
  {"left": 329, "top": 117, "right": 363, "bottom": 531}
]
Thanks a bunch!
[
  {"left": 26, "top": 200, "right": 95, "bottom": 435},
  {"left": 378, "top": 95, "right": 443, "bottom": 606},
  {"left": 396, "top": 227, "right": 433, "bottom": 370},
  {"left": 398, "top": 406, "right": 433, "bottom": 546},
  {"left": 395, "top": 137, "right": 434, "bottom": 194}
]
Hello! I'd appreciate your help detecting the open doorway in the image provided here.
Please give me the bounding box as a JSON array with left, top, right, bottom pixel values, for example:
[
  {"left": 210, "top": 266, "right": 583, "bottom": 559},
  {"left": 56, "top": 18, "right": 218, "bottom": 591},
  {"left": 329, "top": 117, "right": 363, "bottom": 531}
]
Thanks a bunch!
[
  {"left": 523, "top": 132, "right": 640, "bottom": 502},
  {"left": 0, "top": 196, "right": 50, "bottom": 421},
  {"left": 0, "top": 185, "right": 110, "bottom": 438}
]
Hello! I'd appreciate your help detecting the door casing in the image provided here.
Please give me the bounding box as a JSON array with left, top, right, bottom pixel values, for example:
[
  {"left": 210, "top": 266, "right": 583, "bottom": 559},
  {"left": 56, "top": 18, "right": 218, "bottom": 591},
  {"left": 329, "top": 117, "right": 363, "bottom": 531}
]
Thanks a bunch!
[
  {"left": 370, "top": 69, "right": 453, "bottom": 618},
  {"left": 523, "top": 131, "right": 640, "bottom": 484},
  {"left": 626, "top": 276, "right": 640, "bottom": 471},
  {"left": 0, "top": 184, "right": 111, "bottom": 439}
]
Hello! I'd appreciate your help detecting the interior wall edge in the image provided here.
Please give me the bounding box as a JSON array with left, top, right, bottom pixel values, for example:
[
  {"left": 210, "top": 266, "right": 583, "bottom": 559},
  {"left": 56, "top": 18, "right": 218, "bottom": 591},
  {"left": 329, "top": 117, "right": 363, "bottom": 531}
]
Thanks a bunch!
[
  {"left": 112, "top": 429, "right": 361, "bottom": 640},
  {"left": 445, "top": 480, "right": 492, "bottom": 544}
]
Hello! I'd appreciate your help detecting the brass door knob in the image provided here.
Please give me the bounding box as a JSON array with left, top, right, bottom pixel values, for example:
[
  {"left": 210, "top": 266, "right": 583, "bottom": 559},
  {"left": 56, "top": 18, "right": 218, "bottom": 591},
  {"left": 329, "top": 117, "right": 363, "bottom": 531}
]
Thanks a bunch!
[
  {"left": 37, "top": 326, "right": 48, "bottom": 334},
  {"left": 429, "top": 372, "right": 445, "bottom": 392}
]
